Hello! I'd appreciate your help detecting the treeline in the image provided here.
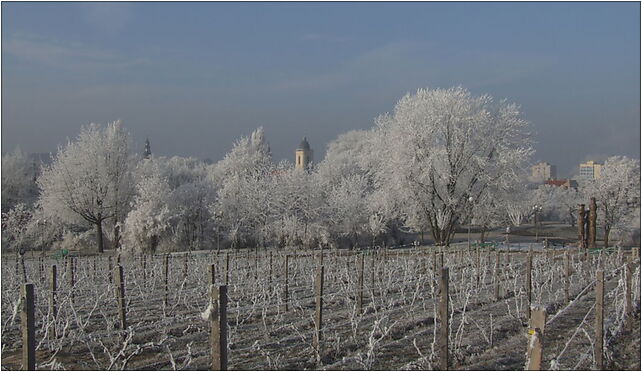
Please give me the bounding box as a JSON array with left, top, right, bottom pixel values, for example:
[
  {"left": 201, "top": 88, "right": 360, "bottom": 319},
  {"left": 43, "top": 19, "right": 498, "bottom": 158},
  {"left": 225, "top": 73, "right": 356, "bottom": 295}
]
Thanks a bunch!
[{"left": 2, "top": 87, "right": 639, "bottom": 254}]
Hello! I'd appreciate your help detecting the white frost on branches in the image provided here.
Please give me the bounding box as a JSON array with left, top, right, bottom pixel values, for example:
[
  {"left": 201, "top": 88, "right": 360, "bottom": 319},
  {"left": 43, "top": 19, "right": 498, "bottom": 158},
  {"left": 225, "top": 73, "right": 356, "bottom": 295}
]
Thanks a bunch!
[
  {"left": 582, "top": 156, "right": 640, "bottom": 247},
  {"left": 37, "top": 121, "right": 136, "bottom": 252},
  {"left": 373, "top": 87, "right": 533, "bottom": 245}
]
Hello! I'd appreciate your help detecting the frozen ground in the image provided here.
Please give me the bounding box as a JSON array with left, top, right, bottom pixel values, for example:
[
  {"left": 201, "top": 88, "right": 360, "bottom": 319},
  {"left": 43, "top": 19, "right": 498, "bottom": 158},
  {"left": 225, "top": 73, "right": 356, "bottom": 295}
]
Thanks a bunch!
[{"left": 1, "top": 244, "right": 639, "bottom": 370}]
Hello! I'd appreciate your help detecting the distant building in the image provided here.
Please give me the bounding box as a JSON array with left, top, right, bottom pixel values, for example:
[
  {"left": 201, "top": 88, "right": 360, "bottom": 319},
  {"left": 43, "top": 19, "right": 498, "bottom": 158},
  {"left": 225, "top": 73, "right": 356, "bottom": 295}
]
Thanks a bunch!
[
  {"left": 143, "top": 138, "right": 152, "bottom": 159},
  {"left": 545, "top": 179, "right": 578, "bottom": 190},
  {"left": 579, "top": 160, "right": 602, "bottom": 180},
  {"left": 530, "top": 162, "right": 557, "bottom": 182},
  {"left": 295, "top": 137, "right": 313, "bottom": 170}
]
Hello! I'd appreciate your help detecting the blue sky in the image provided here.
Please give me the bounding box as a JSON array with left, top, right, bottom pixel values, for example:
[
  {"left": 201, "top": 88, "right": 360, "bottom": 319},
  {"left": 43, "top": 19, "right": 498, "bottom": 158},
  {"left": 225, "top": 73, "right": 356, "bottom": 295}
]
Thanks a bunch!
[{"left": 2, "top": 2, "right": 640, "bottom": 175}]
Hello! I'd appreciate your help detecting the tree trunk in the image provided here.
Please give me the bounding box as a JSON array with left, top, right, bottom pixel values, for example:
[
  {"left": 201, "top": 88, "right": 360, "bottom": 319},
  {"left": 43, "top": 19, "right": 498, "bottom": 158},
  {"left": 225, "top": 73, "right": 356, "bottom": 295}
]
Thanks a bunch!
[
  {"left": 604, "top": 225, "right": 610, "bottom": 249},
  {"left": 431, "top": 226, "right": 451, "bottom": 247},
  {"left": 588, "top": 197, "right": 597, "bottom": 249},
  {"left": 480, "top": 228, "right": 486, "bottom": 244},
  {"left": 149, "top": 234, "right": 158, "bottom": 254},
  {"left": 578, "top": 204, "right": 586, "bottom": 249},
  {"left": 96, "top": 221, "right": 104, "bottom": 254},
  {"left": 113, "top": 224, "right": 121, "bottom": 250}
]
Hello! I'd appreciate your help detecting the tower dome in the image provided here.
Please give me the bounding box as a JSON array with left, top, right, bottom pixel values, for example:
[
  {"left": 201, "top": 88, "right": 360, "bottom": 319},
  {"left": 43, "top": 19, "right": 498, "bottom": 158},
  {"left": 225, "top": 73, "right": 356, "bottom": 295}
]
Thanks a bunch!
[
  {"left": 297, "top": 137, "right": 311, "bottom": 151},
  {"left": 295, "top": 137, "right": 312, "bottom": 170}
]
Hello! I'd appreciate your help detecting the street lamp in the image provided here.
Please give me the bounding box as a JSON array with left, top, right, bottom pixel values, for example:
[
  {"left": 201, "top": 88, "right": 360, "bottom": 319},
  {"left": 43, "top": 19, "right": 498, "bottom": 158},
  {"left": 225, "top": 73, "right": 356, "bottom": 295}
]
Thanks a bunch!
[{"left": 533, "top": 204, "right": 542, "bottom": 242}]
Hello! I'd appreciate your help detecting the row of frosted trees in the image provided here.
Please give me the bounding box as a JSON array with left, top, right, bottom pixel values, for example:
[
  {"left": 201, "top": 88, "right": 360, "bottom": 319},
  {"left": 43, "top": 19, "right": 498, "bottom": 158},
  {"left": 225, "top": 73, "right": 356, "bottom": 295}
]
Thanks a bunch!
[{"left": 2, "top": 87, "right": 640, "bottom": 254}]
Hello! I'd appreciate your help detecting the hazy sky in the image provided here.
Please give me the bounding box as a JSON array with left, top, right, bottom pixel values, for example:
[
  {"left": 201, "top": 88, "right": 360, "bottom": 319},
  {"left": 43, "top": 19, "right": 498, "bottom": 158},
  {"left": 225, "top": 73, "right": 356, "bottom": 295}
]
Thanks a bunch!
[{"left": 2, "top": 2, "right": 640, "bottom": 176}]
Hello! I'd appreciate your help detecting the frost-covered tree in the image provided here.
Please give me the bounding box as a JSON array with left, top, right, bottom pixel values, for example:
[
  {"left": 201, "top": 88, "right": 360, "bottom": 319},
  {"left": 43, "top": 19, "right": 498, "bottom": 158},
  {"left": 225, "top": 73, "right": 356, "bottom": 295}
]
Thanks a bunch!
[
  {"left": 212, "top": 127, "right": 272, "bottom": 181},
  {"left": 527, "top": 184, "right": 581, "bottom": 223},
  {"left": 260, "top": 162, "right": 324, "bottom": 248},
  {"left": 211, "top": 128, "right": 274, "bottom": 248},
  {"left": 124, "top": 155, "right": 217, "bottom": 252},
  {"left": 316, "top": 130, "right": 376, "bottom": 183},
  {"left": 583, "top": 156, "right": 640, "bottom": 247},
  {"left": 374, "top": 87, "right": 533, "bottom": 246},
  {"left": 325, "top": 174, "right": 372, "bottom": 247},
  {"left": 37, "top": 121, "right": 137, "bottom": 253},
  {"left": 1, "top": 203, "right": 66, "bottom": 253},
  {"left": 551, "top": 186, "right": 582, "bottom": 226},
  {"left": 123, "top": 161, "right": 172, "bottom": 254},
  {"left": 314, "top": 131, "right": 390, "bottom": 247},
  {"left": 470, "top": 186, "right": 509, "bottom": 243},
  {"left": 1, "top": 203, "right": 33, "bottom": 252},
  {"left": 2, "top": 146, "right": 38, "bottom": 211},
  {"left": 159, "top": 156, "right": 215, "bottom": 250}
]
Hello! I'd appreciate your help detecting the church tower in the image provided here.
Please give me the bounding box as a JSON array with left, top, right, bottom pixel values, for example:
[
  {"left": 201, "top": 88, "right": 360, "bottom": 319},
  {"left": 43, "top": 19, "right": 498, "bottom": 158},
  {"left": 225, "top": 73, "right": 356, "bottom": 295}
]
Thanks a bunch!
[
  {"left": 295, "top": 137, "right": 312, "bottom": 170},
  {"left": 143, "top": 138, "right": 152, "bottom": 159}
]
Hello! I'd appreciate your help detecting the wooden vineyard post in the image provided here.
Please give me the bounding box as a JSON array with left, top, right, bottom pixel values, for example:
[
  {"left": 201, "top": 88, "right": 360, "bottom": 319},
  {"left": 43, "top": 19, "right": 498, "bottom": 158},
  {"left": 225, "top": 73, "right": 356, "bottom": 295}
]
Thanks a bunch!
[
  {"left": 115, "top": 265, "right": 127, "bottom": 331},
  {"left": 38, "top": 257, "right": 43, "bottom": 283},
  {"left": 314, "top": 265, "right": 325, "bottom": 359},
  {"left": 507, "top": 246, "right": 511, "bottom": 265},
  {"left": 494, "top": 249, "right": 500, "bottom": 301},
  {"left": 142, "top": 254, "right": 147, "bottom": 282},
  {"left": 526, "top": 306, "right": 546, "bottom": 370},
  {"left": 164, "top": 255, "right": 169, "bottom": 308},
  {"left": 255, "top": 248, "right": 259, "bottom": 281},
  {"left": 20, "top": 254, "right": 27, "bottom": 284},
  {"left": 69, "top": 256, "right": 75, "bottom": 305},
  {"left": 433, "top": 249, "right": 437, "bottom": 275},
  {"left": 595, "top": 270, "right": 604, "bottom": 370},
  {"left": 21, "top": 283, "right": 36, "bottom": 371},
  {"left": 269, "top": 251, "right": 273, "bottom": 289},
  {"left": 439, "top": 267, "right": 449, "bottom": 370},
  {"left": 210, "top": 264, "right": 216, "bottom": 285},
  {"left": 526, "top": 252, "right": 533, "bottom": 320},
  {"left": 183, "top": 252, "right": 189, "bottom": 280},
  {"left": 546, "top": 248, "right": 551, "bottom": 261},
  {"left": 108, "top": 256, "right": 113, "bottom": 284},
  {"left": 618, "top": 246, "right": 624, "bottom": 266},
  {"left": 370, "top": 252, "right": 376, "bottom": 298},
  {"left": 50, "top": 265, "right": 57, "bottom": 339},
  {"left": 356, "top": 254, "right": 364, "bottom": 313},
  {"left": 224, "top": 253, "right": 230, "bottom": 285},
  {"left": 345, "top": 254, "right": 350, "bottom": 275},
  {"left": 210, "top": 285, "right": 228, "bottom": 371},
  {"left": 476, "top": 246, "right": 481, "bottom": 287},
  {"left": 624, "top": 263, "right": 633, "bottom": 329},
  {"left": 578, "top": 204, "right": 586, "bottom": 250},
  {"left": 282, "top": 255, "right": 289, "bottom": 312},
  {"left": 487, "top": 247, "right": 491, "bottom": 273},
  {"left": 564, "top": 251, "right": 571, "bottom": 303}
]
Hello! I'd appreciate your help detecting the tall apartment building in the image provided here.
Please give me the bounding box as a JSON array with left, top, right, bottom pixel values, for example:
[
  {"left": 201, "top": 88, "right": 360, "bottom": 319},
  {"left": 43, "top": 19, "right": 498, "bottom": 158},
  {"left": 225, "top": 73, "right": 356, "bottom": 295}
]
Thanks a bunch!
[
  {"left": 530, "top": 162, "right": 557, "bottom": 182},
  {"left": 579, "top": 160, "right": 602, "bottom": 180}
]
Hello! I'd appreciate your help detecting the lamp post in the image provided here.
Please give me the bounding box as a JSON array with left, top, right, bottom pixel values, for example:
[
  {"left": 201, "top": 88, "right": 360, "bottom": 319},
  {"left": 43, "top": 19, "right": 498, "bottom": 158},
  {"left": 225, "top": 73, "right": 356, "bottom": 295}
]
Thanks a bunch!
[{"left": 533, "top": 205, "right": 542, "bottom": 243}]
